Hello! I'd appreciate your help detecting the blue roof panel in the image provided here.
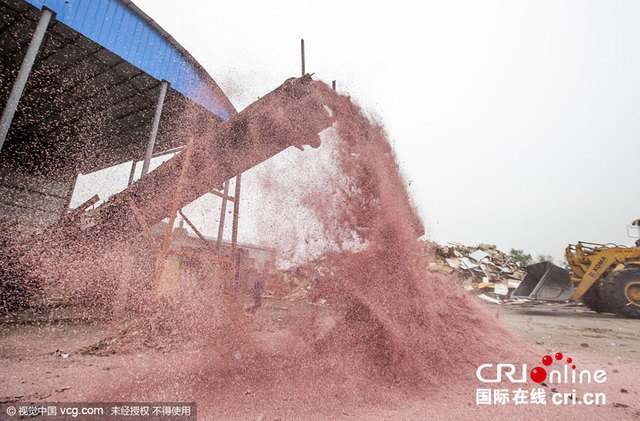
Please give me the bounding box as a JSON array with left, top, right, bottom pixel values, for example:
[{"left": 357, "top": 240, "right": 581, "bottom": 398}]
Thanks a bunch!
[{"left": 24, "top": 0, "right": 234, "bottom": 119}]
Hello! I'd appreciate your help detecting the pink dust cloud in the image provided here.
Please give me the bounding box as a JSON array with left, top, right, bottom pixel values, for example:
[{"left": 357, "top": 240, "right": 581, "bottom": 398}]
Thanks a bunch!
[{"left": 7, "top": 77, "right": 543, "bottom": 419}]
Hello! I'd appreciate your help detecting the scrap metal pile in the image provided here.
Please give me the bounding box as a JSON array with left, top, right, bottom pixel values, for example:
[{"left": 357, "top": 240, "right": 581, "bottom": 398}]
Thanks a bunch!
[
  {"left": 430, "top": 243, "right": 525, "bottom": 302},
  {"left": 265, "top": 242, "right": 528, "bottom": 305}
]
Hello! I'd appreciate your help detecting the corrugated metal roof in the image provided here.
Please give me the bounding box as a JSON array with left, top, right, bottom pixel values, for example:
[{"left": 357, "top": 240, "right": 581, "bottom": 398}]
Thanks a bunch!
[{"left": 23, "top": 0, "right": 236, "bottom": 119}]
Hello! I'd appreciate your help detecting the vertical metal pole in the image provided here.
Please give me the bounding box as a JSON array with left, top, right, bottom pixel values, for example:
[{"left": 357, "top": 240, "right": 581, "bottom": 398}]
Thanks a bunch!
[
  {"left": 0, "top": 8, "right": 54, "bottom": 151},
  {"left": 127, "top": 160, "right": 137, "bottom": 186},
  {"left": 152, "top": 137, "right": 194, "bottom": 299},
  {"left": 216, "top": 180, "right": 229, "bottom": 250},
  {"left": 160, "top": 138, "right": 194, "bottom": 254},
  {"left": 141, "top": 80, "right": 169, "bottom": 177},
  {"left": 233, "top": 251, "right": 241, "bottom": 301},
  {"left": 301, "top": 39, "right": 305, "bottom": 76},
  {"left": 231, "top": 174, "right": 241, "bottom": 299}
]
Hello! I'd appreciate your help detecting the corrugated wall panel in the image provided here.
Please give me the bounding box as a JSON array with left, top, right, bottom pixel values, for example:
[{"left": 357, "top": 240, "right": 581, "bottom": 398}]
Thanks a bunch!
[{"left": 23, "top": 0, "right": 232, "bottom": 119}]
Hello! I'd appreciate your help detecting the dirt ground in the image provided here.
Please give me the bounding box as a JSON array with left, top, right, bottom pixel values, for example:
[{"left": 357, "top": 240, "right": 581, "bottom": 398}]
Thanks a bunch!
[
  {"left": 494, "top": 300, "right": 639, "bottom": 364},
  {"left": 1, "top": 296, "right": 639, "bottom": 420}
]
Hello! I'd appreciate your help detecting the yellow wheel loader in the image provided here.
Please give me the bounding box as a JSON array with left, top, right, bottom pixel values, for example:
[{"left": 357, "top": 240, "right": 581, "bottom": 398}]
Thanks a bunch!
[{"left": 512, "top": 219, "right": 640, "bottom": 318}]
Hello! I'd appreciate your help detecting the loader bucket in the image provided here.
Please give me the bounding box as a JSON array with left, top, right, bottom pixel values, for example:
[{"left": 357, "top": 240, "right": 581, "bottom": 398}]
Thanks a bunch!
[{"left": 511, "top": 262, "right": 573, "bottom": 301}]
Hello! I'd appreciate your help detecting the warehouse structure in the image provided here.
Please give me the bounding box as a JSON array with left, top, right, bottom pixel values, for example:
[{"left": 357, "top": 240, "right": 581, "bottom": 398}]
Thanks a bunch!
[{"left": 0, "top": 0, "right": 236, "bottom": 235}]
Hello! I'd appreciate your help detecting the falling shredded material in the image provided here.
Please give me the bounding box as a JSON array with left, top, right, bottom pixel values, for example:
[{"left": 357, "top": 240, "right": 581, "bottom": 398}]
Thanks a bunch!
[{"left": 4, "top": 76, "right": 628, "bottom": 420}]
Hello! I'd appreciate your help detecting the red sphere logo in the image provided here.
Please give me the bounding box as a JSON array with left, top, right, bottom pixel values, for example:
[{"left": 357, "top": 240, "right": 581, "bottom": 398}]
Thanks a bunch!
[
  {"left": 530, "top": 352, "right": 576, "bottom": 383},
  {"left": 530, "top": 366, "right": 547, "bottom": 383}
]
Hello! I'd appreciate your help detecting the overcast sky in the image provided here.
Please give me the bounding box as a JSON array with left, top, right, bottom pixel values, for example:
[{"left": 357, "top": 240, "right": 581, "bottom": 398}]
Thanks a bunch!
[{"left": 74, "top": 0, "right": 640, "bottom": 262}]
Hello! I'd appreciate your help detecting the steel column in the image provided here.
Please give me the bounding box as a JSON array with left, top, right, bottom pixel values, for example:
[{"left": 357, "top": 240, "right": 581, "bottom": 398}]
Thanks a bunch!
[
  {"left": 216, "top": 180, "right": 229, "bottom": 250},
  {"left": 301, "top": 39, "right": 305, "bottom": 76},
  {"left": 152, "top": 137, "right": 194, "bottom": 299},
  {"left": 231, "top": 174, "right": 241, "bottom": 298},
  {"left": 140, "top": 80, "right": 169, "bottom": 177},
  {"left": 127, "top": 160, "right": 137, "bottom": 186},
  {"left": 230, "top": 175, "right": 241, "bottom": 255},
  {"left": 0, "top": 7, "right": 54, "bottom": 151}
]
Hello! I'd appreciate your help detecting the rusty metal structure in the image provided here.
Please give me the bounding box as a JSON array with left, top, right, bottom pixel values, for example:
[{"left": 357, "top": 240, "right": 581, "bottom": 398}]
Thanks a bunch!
[
  {"left": 0, "top": 0, "right": 235, "bottom": 235},
  {"left": 52, "top": 76, "right": 334, "bottom": 300},
  {"left": 1, "top": 0, "right": 336, "bottom": 306}
]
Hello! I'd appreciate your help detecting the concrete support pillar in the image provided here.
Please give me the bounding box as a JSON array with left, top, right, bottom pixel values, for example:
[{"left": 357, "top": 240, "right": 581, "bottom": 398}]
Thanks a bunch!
[
  {"left": 0, "top": 7, "right": 54, "bottom": 151},
  {"left": 140, "top": 80, "right": 169, "bottom": 177}
]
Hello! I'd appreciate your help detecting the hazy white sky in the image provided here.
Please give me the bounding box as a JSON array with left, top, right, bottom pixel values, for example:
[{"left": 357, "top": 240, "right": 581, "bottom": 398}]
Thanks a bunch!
[{"left": 74, "top": 0, "right": 640, "bottom": 262}]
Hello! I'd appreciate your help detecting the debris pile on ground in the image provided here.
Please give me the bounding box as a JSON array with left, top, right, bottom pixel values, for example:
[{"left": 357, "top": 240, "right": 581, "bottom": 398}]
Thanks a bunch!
[
  {"left": 430, "top": 243, "right": 525, "bottom": 302},
  {"left": 269, "top": 241, "right": 527, "bottom": 305},
  {"left": 268, "top": 255, "right": 334, "bottom": 302}
]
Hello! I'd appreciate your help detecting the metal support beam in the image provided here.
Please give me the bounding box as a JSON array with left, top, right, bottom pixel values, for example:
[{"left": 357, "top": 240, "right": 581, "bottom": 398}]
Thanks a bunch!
[
  {"left": 189, "top": 179, "right": 234, "bottom": 203},
  {"left": 152, "top": 145, "right": 184, "bottom": 159},
  {"left": 152, "top": 137, "right": 194, "bottom": 299},
  {"left": 141, "top": 80, "right": 169, "bottom": 177},
  {"left": 301, "top": 39, "right": 305, "bottom": 76},
  {"left": 231, "top": 174, "right": 241, "bottom": 298},
  {"left": 160, "top": 137, "right": 194, "bottom": 254},
  {"left": 234, "top": 251, "right": 242, "bottom": 300},
  {"left": 209, "top": 185, "right": 235, "bottom": 202},
  {"left": 125, "top": 195, "right": 160, "bottom": 255},
  {"left": 127, "top": 160, "right": 137, "bottom": 186},
  {"left": 178, "top": 209, "right": 218, "bottom": 256},
  {"left": 216, "top": 180, "right": 229, "bottom": 250},
  {"left": 0, "top": 7, "right": 54, "bottom": 151},
  {"left": 230, "top": 175, "right": 241, "bottom": 254}
]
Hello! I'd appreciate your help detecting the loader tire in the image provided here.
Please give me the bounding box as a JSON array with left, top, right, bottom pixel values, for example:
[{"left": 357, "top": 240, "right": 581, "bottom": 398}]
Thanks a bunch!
[
  {"left": 580, "top": 282, "right": 610, "bottom": 313},
  {"left": 603, "top": 268, "right": 640, "bottom": 319}
]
